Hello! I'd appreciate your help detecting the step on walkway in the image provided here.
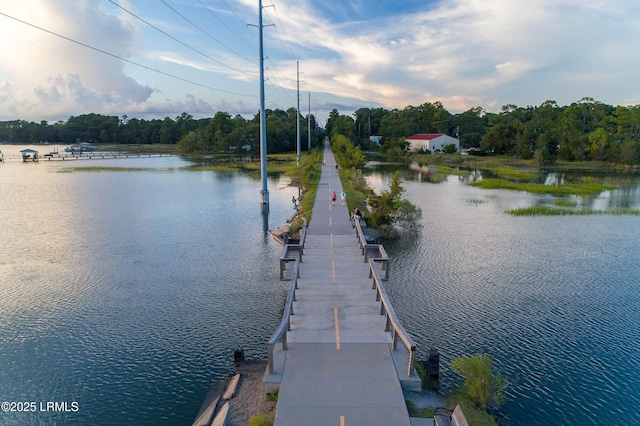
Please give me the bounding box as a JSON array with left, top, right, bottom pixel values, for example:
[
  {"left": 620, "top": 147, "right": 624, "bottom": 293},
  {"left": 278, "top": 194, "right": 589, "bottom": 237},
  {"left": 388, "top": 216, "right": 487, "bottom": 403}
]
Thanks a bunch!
[{"left": 267, "top": 141, "right": 418, "bottom": 426}]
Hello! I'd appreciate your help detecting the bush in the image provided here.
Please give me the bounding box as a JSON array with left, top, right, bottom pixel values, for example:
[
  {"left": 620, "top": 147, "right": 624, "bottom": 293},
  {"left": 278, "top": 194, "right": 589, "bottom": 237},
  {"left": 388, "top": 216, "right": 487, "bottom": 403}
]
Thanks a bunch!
[{"left": 450, "top": 354, "right": 508, "bottom": 411}]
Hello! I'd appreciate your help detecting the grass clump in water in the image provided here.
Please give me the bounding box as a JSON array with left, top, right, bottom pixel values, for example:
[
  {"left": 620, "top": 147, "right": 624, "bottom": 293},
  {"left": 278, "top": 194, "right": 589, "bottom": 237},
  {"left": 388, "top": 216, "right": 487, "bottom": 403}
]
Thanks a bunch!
[
  {"left": 508, "top": 206, "right": 640, "bottom": 216},
  {"left": 491, "top": 167, "right": 536, "bottom": 180},
  {"left": 471, "top": 178, "right": 616, "bottom": 196},
  {"left": 61, "top": 166, "right": 162, "bottom": 173},
  {"left": 554, "top": 199, "right": 577, "bottom": 207}
]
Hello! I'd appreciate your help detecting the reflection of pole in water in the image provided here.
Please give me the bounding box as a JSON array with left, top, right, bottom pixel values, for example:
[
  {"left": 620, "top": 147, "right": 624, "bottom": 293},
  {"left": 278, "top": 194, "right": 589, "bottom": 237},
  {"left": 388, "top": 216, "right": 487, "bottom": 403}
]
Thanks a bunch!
[{"left": 261, "top": 206, "right": 269, "bottom": 235}]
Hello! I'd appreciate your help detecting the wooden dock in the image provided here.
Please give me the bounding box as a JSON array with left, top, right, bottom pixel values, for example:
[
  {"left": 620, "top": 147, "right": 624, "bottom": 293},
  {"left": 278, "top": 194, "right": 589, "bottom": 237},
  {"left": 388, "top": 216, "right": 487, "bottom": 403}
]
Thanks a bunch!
[{"left": 0, "top": 150, "right": 171, "bottom": 162}]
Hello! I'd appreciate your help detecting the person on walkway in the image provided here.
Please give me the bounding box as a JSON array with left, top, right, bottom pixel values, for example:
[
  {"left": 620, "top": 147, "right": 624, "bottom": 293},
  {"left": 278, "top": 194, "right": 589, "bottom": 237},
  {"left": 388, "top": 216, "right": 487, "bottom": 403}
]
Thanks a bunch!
[
  {"left": 331, "top": 191, "right": 337, "bottom": 206},
  {"left": 351, "top": 207, "right": 362, "bottom": 221},
  {"left": 340, "top": 191, "right": 346, "bottom": 206}
]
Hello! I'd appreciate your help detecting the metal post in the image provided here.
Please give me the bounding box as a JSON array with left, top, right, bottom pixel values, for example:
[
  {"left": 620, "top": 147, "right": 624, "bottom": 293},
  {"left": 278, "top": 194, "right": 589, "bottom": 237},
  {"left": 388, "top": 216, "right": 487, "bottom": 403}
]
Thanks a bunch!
[
  {"left": 296, "top": 61, "right": 301, "bottom": 165},
  {"left": 308, "top": 92, "right": 311, "bottom": 152},
  {"left": 259, "top": 0, "right": 269, "bottom": 208}
]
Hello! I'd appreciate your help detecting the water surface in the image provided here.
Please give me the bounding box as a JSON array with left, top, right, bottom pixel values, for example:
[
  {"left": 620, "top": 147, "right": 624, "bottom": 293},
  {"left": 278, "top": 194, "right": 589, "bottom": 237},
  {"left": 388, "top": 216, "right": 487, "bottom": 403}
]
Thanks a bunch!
[
  {"left": 0, "top": 147, "right": 298, "bottom": 425},
  {"left": 369, "top": 166, "right": 640, "bottom": 425}
]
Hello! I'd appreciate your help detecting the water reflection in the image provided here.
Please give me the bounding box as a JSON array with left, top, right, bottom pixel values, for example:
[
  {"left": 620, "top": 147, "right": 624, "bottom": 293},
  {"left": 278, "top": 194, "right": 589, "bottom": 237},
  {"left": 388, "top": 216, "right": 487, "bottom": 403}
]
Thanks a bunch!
[{"left": 386, "top": 160, "right": 640, "bottom": 210}]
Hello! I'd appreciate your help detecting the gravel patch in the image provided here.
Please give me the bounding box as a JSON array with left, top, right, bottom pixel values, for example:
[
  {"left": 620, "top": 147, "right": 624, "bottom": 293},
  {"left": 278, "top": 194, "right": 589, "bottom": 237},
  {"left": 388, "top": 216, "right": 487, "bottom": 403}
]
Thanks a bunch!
[{"left": 226, "top": 371, "right": 276, "bottom": 426}]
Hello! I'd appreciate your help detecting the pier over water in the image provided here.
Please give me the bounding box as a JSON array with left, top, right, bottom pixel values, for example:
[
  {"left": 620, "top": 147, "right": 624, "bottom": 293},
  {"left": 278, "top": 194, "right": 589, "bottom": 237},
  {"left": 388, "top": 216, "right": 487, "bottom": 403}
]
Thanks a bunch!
[{"left": 264, "top": 141, "right": 421, "bottom": 425}]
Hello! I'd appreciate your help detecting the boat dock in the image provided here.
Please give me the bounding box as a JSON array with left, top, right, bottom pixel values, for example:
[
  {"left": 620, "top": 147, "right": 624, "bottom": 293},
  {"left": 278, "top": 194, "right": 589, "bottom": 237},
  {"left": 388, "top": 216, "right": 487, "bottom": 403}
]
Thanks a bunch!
[
  {"left": 0, "top": 148, "right": 171, "bottom": 162},
  {"left": 263, "top": 141, "right": 422, "bottom": 425},
  {"left": 40, "top": 150, "right": 171, "bottom": 161}
]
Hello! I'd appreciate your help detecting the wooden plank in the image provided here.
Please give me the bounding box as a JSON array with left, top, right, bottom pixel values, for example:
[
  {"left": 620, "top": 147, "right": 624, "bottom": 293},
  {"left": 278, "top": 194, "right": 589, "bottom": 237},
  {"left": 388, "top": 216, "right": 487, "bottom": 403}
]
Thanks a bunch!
[
  {"left": 210, "top": 402, "right": 229, "bottom": 426},
  {"left": 222, "top": 374, "right": 241, "bottom": 400},
  {"left": 451, "top": 405, "right": 469, "bottom": 426},
  {"left": 192, "top": 396, "right": 219, "bottom": 426}
]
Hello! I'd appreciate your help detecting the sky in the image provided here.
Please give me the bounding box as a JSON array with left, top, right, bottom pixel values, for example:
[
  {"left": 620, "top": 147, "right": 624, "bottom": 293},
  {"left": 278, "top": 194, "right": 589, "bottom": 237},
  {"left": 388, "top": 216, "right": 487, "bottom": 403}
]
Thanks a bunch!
[{"left": 1, "top": 0, "right": 640, "bottom": 125}]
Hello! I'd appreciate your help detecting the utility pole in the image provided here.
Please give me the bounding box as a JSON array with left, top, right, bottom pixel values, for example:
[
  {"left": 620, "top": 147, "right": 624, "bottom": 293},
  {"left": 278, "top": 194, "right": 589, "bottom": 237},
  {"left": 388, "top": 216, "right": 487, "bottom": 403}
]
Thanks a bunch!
[
  {"left": 296, "top": 61, "right": 301, "bottom": 165},
  {"left": 308, "top": 92, "right": 311, "bottom": 152},
  {"left": 258, "top": 0, "right": 269, "bottom": 211}
]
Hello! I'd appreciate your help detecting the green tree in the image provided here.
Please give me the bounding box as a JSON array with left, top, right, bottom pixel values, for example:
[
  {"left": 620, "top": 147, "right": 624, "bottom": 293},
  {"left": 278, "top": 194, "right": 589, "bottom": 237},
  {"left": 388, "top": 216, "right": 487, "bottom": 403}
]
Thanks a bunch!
[
  {"left": 176, "top": 130, "right": 210, "bottom": 154},
  {"left": 331, "top": 133, "right": 366, "bottom": 169},
  {"left": 353, "top": 107, "right": 388, "bottom": 140},
  {"left": 160, "top": 117, "right": 178, "bottom": 144},
  {"left": 365, "top": 172, "right": 422, "bottom": 238},
  {"left": 451, "top": 106, "right": 488, "bottom": 148},
  {"left": 378, "top": 102, "right": 452, "bottom": 139},
  {"left": 380, "top": 137, "right": 409, "bottom": 158},
  {"left": 587, "top": 128, "right": 609, "bottom": 161}
]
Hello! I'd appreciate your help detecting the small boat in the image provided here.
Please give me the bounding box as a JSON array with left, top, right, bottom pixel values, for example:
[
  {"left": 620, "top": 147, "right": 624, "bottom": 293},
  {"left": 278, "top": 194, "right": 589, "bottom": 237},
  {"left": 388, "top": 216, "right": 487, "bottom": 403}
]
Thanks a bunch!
[
  {"left": 80, "top": 142, "right": 95, "bottom": 152},
  {"left": 65, "top": 142, "right": 96, "bottom": 153}
]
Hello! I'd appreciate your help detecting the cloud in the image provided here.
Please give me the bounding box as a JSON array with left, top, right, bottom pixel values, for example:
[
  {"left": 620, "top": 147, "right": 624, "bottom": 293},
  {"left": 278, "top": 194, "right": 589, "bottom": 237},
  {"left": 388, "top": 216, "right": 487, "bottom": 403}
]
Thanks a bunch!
[
  {"left": 0, "top": 0, "right": 154, "bottom": 120},
  {"left": 2, "top": 0, "right": 640, "bottom": 122},
  {"left": 270, "top": 0, "right": 640, "bottom": 113}
]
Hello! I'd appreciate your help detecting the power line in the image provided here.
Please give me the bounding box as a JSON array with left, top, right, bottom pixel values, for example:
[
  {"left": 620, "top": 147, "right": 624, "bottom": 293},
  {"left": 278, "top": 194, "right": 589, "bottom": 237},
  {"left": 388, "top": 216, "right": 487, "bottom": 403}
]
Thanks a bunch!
[
  {"left": 196, "top": 0, "right": 257, "bottom": 54},
  {"left": 106, "top": 0, "right": 254, "bottom": 77},
  {"left": 0, "top": 11, "right": 256, "bottom": 97},
  {"left": 264, "top": 3, "right": 298, "bottom": 66},
  {"left": 160, "top": 0, "right": 257, "bottom": 65}
]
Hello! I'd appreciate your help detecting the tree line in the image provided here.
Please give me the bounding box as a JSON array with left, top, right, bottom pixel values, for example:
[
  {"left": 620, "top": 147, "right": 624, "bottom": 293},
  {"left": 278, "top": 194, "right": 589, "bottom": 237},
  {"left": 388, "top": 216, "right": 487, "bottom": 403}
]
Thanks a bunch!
[
  {"left": 5, "top": 96, "right": 640, "bottom": 163},
  {"left": 0, "top": 109, "right": 320, "bottom": 155},
  {"left": 327, "top": 97, "right": 640, "bottom": 165}
]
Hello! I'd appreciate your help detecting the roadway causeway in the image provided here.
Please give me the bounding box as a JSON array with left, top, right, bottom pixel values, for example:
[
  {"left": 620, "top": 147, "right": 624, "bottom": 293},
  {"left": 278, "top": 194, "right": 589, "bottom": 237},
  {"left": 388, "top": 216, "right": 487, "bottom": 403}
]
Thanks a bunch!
[{"left": 265, "top": 142, "right": 419, "bottom": 426}]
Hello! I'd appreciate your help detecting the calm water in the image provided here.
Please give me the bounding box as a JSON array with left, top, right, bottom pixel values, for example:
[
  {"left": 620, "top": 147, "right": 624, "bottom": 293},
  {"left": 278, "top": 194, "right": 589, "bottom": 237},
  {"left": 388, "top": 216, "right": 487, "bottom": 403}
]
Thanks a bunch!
[
  {"left": 0, "top": 146, "right": 298, "bottom": 425},
  {"left": 368, "top": 165, "right": 640, "bottom": 425},
  {"left": 2, "top": 147, "right": 639, "bottom": 425}
]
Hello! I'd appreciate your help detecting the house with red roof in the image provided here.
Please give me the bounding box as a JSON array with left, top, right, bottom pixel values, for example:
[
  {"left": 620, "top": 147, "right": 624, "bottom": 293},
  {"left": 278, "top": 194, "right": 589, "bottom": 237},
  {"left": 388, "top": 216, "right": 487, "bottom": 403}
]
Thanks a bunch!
[{"left": 405, "top": 133, "right": 459, "bottom": 153}]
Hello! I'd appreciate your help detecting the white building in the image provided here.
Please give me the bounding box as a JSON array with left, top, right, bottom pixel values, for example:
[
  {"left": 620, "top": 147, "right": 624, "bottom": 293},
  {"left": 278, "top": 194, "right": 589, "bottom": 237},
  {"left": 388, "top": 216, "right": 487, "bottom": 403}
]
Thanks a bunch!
[
  {"left": 369, "top": 135, "right": 382, "bottom": 146},
  {"left": 405, "top": 133, "right": 460, "bottom": 153}
]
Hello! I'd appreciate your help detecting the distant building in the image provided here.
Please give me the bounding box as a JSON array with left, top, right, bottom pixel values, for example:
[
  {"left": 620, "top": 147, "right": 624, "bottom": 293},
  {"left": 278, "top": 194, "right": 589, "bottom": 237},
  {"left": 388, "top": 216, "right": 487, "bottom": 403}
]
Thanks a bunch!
[{"left": 405, "top": 133, "right": 460, "bottom": 153}]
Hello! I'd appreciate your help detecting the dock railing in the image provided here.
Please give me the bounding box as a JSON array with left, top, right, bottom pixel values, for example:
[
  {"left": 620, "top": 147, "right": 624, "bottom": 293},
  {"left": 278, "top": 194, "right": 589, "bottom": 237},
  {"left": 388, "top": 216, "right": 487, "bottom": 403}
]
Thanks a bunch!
[
  {"left": 369, "top": 259, "right": 416, "bottom": 377},
  {"left": 267, "top": 258, "right": 300, "bottom": 374},
  {"left": 269, "top": 219, "right": 307, "bottom": 371},
  {"left": 278, "top": 218, "right": 306, "bottom": 280},
  {"left": 355, "top": 219, "right": 389, "bottom": 279}
]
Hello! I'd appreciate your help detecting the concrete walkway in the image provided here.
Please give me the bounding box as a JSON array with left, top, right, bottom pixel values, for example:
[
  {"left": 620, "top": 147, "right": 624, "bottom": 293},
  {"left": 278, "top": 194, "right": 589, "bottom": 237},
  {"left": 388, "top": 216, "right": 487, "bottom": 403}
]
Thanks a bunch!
[{"left": 270, "top": 141, "right": 416, "bottom": 426}]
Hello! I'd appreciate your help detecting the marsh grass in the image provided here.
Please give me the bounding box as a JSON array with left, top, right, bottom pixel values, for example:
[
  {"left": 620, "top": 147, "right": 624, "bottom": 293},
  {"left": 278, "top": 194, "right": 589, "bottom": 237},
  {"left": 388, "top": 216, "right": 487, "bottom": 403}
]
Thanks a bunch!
[
  {"left": 554, "top": 199, "right": 577, "bottom": 207},
  {"left": 191, "top": 157, "right": 297, "bottom": 174},
  {"left": 61, "top": 154, "right": 298, "bottom": 174},
  {"left": 471, "top": 178, "right": 616, "bottom": 196},
  {"left": 60, "top": 166, "right": 174, "bottom": 173},
  {"left": 508, "top": 206, "right": 640, "bottom": 216},
  {"left": 426, "top": 173, "right": 447, "bottom": 183},
  {"left": 491, "top": 167, "right": 537, "bottom": 180},
  {"left": 408, "top": 153, "right": 640, "bottom": 174},
  {"left": 429, "top": 165, "right": 466, "bottom": 177},
  {"left": 467, "top": 198, "right": 486, "bottom": 205}
]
